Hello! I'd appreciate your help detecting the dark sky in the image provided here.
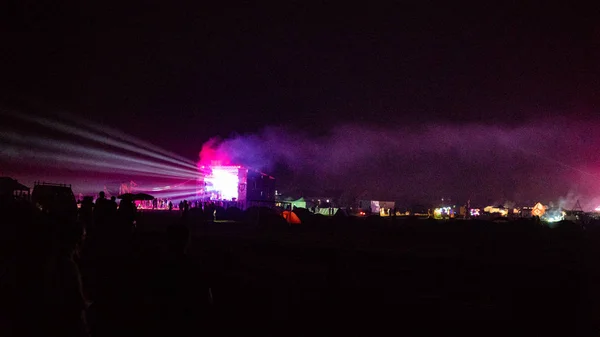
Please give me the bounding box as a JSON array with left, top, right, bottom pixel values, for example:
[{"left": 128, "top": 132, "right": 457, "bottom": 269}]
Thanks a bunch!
[
  {"left": 3, "top": 3, "right": 600, "bottom": 143},
  {"left": 2, "top": 2, "right": 600, "bottom": 205}
]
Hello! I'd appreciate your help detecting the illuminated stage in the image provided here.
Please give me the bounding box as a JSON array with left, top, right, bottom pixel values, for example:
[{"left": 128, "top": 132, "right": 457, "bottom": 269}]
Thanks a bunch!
[
  {"left": 198, "top": 164, "right": 275, "bottom": 208},
  {"left": 1, "top": 110, "right": 275, "bottom": 210}
]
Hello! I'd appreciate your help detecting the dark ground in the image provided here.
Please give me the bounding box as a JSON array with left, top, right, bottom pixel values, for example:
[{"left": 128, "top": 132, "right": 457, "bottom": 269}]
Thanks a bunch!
[
  {"left": 87, "top": 211, "right": 599, "bottom": 336},
  {"left": 5, "top": 209, "right": 600, "bottom": 336}
]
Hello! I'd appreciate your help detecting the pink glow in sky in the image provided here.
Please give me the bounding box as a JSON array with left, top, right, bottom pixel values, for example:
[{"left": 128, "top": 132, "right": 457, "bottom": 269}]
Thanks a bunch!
[{"left": 198, "top": 138, "right": 231, "bottom": 167}]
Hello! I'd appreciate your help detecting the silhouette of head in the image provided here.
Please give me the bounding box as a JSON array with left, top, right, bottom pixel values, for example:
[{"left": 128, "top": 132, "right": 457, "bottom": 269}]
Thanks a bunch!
[
  {"left": 98, "top": 191, "right": 105, "bottom": 199},
  {"left": 111, "top": 196, "right": 116, "bottom": 202}
]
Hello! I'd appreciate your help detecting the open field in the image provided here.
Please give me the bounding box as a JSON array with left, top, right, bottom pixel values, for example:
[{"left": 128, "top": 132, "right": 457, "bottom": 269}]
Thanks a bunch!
[{"left": 69, "top": 211, "right": 599, "bottom": 336}]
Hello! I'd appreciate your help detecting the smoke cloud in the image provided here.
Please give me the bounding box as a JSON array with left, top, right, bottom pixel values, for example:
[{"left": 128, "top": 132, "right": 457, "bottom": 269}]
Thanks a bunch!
[{"left": 200, "top": 117, "right": 600, "bottom": 207}]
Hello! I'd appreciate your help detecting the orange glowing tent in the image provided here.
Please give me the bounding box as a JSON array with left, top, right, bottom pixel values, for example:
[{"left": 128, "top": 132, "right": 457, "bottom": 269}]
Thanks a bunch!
[
  {"left": 532, "top": 202, "right": 546, "bottom": 217},
  {"left": 282, "top": 210, "right": 302, "bottom": 224}
]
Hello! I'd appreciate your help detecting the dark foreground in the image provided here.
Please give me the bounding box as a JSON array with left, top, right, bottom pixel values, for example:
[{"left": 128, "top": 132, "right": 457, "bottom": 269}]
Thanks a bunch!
[{"left": 4, "top": 209, "right": 600, "bottom": 336}]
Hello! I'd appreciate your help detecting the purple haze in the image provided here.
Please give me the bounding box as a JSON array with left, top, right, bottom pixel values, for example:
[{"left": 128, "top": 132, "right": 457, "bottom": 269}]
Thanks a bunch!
[{"left": 201, "top": 117, "right": 600, "bottom": 208}]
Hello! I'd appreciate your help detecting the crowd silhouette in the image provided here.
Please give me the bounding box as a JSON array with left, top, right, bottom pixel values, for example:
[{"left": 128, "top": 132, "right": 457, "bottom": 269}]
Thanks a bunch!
[
  {"left": 1, "top": 191, "right": 214, "bottom": 337},
  {"left": 3, "top": 190, "right": 600, "bottom": 336}
]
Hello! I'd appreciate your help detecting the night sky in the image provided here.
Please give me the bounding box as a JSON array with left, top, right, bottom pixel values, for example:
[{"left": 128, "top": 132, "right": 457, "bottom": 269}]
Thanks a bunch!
[{"left": 2, "top": 2, "right": 600, "bottom": 207}]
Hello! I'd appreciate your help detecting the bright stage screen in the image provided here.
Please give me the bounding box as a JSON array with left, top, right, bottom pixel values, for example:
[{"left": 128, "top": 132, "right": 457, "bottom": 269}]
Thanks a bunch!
[{"left": 204, "top": 166, "right": 240, "bottom": 200}]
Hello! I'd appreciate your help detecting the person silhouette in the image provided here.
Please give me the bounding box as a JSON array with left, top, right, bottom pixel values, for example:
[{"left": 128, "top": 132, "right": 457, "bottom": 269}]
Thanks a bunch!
[
  {"left": 118, "top": 197, "right": 136, "bottom": 227},
  {"left": 109, "top": 196, "right": 118, "bottom": 214},
  {"left": 80, "top": 197, "right": 94, "bottom": 231},
  {"left": 93, "top": 192, "right": 109, "bottom": 227},
  {"left": 43, "top": 220, "right": 90, "bottom": 337}
]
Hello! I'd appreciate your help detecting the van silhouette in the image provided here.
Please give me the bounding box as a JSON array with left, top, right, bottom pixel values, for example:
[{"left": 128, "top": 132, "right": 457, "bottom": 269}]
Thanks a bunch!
[{"left": 32, "top": 182, "right": 77, "bottom": 221}]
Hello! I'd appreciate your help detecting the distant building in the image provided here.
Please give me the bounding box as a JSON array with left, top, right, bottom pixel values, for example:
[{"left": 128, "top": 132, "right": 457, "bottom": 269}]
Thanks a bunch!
[
  {"left": 520, "top": 206, "right": 534, "bottom": 218},
  {"left": 0, "top": 177, "right": 30, "bottom": 200},
  {"left": 358, "top": 200, "right": 395, "bottom": 215},
  {"left": 31, "top": 181, "right": 77, "bottom": 220}
]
